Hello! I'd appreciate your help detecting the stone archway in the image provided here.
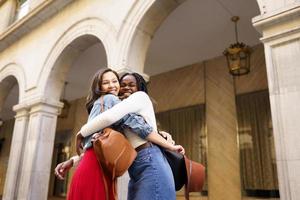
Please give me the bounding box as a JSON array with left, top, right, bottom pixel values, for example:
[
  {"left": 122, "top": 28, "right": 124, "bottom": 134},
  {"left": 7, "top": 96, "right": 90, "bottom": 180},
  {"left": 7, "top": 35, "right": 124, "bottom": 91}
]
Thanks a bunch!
[
  {"left": 117, "top": 0, "right": 263, "bottom": 74},
  {"left": 0, "top": 75, "right": 19, "bottom": 199},
  {"left": 115, "top": 0, "right": 186, "bottom": 74},
  {"left": 45, "top": 34, "right": 108, "bottom": 199},
  {"left": 15, "top": 18, "right": 112, "bottom": 199},
  {"left": 117, "top": 1, "right": 264, "bottom": 200},
  {"left": 0, "top": 63, "right": 26, "bottom": 102},
  {"left": 39, "top": 17, "right": 116, "bottom": 102},
  {"left": 0, "top": 64, "right": 27, "bottom": 200}
]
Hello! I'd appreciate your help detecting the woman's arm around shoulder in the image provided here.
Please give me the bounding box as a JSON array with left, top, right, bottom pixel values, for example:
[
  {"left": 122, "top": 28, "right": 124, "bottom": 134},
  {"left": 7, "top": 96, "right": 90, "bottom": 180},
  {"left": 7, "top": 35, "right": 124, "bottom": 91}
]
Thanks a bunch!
[{"left": 80, "top": 91, "right": 152, "bottom": 137}]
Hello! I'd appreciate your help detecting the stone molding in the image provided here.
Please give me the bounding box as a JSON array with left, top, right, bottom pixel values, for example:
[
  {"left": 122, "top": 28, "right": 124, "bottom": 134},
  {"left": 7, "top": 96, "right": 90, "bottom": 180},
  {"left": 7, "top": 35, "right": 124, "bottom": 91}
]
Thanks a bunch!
[
  {"left": 12, "top": 105, "right": 29, "bottom": 118},
  {"left": 37, "top": 17, "right": 117, "bottom": 99},
  {"left": 0, "top": 62, "right": 26, "bottom": 100},
  {"left": 254, "top": 0, "right": 300, "bottom": 15},
  {"left": 115, "top": 0, "right": 185, "bottom": 72},
  {"left": 253, "top": 3, "right": 300, "bottom": 43},
  {"left": 13, "top": 96, "right": 63, "bottom": 117},
  {"left": 253, "top": 3, "right": 300, "bottom": 29}
]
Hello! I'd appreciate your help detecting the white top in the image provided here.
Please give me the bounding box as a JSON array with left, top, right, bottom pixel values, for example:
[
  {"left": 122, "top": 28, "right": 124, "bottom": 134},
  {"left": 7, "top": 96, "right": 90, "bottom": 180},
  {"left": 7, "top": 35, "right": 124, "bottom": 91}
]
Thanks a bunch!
[
  {"left": 123, "top": 129, "right": 147, "bottom": 148},
  {"left": 80, "top": 91, "right": 157, "bottom": 148}
]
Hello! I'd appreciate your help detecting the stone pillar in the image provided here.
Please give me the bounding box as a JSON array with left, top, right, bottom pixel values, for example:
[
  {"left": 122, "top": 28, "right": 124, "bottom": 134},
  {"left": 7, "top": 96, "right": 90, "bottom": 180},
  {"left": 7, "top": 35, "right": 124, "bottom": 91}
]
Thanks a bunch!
[
  {"left": 253, "top": 6, "right": 300, "bottom": 200},
  {"left": 16, "top": 99, "right": 62, "bottom": 200},
  {"left": 205, "top": 58, "right": 242, "bottom": 200},
  {"left": 2, "top": 105, "right": 29, "bottom": 200}
]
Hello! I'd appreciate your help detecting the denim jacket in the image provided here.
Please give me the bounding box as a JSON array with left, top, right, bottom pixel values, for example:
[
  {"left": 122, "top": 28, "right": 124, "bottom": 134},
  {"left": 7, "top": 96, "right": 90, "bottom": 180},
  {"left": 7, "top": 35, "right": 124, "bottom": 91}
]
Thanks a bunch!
[{"left": 83, "top": 94, "right": 153, "bottom": 149}]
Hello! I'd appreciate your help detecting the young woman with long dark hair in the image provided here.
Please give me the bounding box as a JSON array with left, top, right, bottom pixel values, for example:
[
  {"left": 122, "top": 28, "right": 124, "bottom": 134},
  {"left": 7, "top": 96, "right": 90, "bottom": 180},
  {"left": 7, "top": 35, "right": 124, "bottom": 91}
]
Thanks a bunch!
[
  {"left": 57, "top": 69, "right": 183, "bottom": 200},
  {"left": 77, "top": 72, "right": 183, "bottom": 200}
]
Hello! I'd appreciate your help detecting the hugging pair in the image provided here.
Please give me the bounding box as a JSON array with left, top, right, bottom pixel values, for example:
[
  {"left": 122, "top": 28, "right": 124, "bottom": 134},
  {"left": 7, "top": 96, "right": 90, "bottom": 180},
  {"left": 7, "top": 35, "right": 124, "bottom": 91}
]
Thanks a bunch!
[{"left": 55, "top": 69, "right": 184, "bottom": 200}]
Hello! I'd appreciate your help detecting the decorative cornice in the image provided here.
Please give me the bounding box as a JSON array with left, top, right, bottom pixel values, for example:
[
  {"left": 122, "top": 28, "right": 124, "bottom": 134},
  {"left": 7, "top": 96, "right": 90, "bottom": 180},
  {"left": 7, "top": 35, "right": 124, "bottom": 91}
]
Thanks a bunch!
[
  {"left": 0, "top": 0, "right": 73, "bottom": 52},
  {"left": 13, "top": 96, "right": 63, "bottom": 116},
  {"left": 253, "top": 3, "right": 300, "bottom": 33}
]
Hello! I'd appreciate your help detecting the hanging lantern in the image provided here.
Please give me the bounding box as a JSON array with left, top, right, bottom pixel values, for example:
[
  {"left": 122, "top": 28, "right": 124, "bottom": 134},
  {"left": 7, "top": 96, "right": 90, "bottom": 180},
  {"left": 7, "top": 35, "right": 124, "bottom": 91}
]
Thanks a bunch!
[
  {"left": 59, "top": 99, "right": 70, "bottom": 118},
  {"left": 59, "top": 82, "right": 70, "bottom": 118},
  {"left": 223, "top": 16, "right": 251, "bottom": 76}
]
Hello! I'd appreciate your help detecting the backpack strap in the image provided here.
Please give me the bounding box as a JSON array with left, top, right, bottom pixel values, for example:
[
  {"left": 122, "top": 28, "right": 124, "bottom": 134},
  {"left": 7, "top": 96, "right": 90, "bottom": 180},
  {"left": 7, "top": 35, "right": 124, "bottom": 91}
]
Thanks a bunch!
[
  {"left": 100, "top": 96, "right": 104, "bottom": 112},
  {"left": 97, "top": 155, "right": 109, "bottom": 200},
  {"left": 184, "top": 185, "right": 189, "bottom": 200},
  {"left": 95, "top": 146, "right": 118, "bottom": 200}
]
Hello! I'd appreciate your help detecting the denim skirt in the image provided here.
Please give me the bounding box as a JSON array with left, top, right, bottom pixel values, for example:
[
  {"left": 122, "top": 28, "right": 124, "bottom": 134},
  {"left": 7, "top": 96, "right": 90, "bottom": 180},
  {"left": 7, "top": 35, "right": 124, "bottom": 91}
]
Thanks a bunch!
[{"left": 127, "top": 144, "right": 176, "bottom": 200}]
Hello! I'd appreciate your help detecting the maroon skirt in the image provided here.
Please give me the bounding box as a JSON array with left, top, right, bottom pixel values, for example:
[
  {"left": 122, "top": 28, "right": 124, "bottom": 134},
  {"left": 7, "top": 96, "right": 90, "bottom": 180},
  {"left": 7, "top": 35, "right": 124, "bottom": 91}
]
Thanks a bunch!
[{"left": 67, "top": 149, "right": 114, "bottom": 200}]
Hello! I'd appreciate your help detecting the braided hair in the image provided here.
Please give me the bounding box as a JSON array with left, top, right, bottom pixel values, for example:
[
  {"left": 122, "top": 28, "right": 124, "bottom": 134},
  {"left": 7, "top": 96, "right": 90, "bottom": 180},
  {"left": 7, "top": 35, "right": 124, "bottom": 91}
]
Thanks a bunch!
[{"left": 120, "top": 72, "right": 148, "bottom": 94}]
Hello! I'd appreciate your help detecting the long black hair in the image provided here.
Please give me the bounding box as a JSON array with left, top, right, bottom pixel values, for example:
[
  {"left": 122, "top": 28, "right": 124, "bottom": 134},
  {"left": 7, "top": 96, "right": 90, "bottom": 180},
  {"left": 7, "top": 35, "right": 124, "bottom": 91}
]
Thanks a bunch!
[
  {"left": 120, "top": 72, "right": 148, "bottom": 94},
  {"left": 85, "top": 68, "right": 119, "bottom": 113}
]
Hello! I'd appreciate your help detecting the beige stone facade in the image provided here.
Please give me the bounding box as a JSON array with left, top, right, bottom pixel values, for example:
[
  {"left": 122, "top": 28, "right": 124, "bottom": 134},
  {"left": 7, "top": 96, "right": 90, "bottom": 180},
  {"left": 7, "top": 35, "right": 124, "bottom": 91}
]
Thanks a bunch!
[{"left": 0, "top": 0, "right": 299, "bottom": 200}]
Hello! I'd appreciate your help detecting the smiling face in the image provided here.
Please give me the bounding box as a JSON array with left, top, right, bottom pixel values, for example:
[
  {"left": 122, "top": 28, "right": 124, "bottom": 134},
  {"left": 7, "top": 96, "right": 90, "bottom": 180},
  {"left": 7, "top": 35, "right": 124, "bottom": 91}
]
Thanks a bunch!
[
  {"left": 119, "top": 74, "right": 138, "bottom": 97},
  {"left": 100, "top": 71, "right": 120, "bottom": 96}
]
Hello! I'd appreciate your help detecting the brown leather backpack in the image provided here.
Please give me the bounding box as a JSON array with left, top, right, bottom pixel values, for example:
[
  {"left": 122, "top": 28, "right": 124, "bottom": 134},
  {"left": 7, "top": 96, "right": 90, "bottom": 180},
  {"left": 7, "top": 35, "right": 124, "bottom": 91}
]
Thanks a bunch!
[
  {"left": 93, "top": 127, "right": 137, "bottom": 200},
  {"left": 93, "top": 127, "right": 137, "bottom": 178}
]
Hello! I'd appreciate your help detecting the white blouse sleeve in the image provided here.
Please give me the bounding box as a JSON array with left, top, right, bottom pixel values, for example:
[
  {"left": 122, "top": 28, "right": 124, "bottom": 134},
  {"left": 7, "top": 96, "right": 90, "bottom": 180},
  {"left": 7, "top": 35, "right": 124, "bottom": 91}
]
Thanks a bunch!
[{"left": 80, "top": 91, "right": 152, "bottom": 137}]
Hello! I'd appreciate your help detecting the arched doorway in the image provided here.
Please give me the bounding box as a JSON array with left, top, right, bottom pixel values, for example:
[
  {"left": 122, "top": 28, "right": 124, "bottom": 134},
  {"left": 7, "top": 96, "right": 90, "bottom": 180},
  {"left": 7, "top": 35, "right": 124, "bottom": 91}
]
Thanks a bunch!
[
  {"left": 121, "top": 0, "right": 278, "bottom": 199},
  {"left": 0, "top": 76, "right": 19, "bottom": 198},
  {"left": 45, "top": 34, "right": 107, "bottom": 199}
]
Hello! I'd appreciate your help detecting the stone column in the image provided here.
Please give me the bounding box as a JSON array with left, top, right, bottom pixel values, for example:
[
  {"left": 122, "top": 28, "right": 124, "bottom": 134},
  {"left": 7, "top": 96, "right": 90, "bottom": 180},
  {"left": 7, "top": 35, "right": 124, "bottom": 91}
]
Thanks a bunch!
[
  {"left": 2, "top": 105, "right": 29, "bottom": 200},
  {"left": 16, "top": 99, "right": 62, "bottom": 200},
  {"left": 253, "top": 6, "right": 300, "bottom": 200},
  {"left": 205, "top": 58, "right": 242, "bottom": 200}
]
